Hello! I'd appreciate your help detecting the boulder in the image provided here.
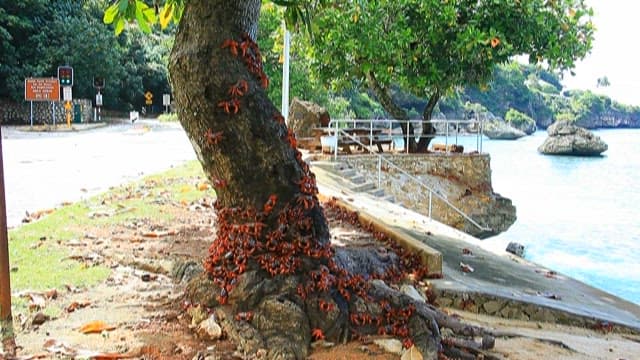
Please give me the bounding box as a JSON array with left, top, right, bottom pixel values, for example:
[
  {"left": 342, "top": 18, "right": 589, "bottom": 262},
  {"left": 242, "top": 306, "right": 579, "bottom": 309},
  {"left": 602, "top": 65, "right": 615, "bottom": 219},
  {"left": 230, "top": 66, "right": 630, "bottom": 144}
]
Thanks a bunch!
[
  {"left": 287, "top": 98, "right": 331, "bottom": 138},
  {"left": 509, "top": 119, "right": 537, "bottom": 135},
  {"left": 538, "top": 121, "right": 608, "bottom": 156},
  {"left": 483, "top": 120, "right": 526, "bottom": 140}
]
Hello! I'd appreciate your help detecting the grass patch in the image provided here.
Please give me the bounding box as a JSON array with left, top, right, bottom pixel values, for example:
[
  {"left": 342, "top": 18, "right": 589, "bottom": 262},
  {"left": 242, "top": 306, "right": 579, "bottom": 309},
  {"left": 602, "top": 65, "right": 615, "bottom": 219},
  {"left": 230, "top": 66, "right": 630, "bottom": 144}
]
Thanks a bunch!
[
  {"left": 157, "top": 113, "right": 179, "bottom": 122},
  {"left": 8, "top": 160, "right": 211, "bottom": 316}
]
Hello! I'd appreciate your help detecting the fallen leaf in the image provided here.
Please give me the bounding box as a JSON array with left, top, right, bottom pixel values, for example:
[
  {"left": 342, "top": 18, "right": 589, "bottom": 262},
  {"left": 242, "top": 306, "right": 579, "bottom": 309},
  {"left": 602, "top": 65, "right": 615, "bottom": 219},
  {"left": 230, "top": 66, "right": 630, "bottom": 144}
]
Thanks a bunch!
[
  {"left": 141, "top": 230, "right": 169, "bottom": 238},
  {"left": 180, "top": 185, "right": 192, "bottom": 193},
  {"left": 459, "top": 262, "right": 474, "bottom": 273},
  {"left": 66, "top": 301, "right": 91, "bottom": 313},
  {"left": 197, "top": 182, "right": 210, "bottom": 191},
  {"left": 26, "top": 293, "right": 46, "bottom": 310},
  {"left": 79, "top": 320, "right": 116, "bottom": 334}
]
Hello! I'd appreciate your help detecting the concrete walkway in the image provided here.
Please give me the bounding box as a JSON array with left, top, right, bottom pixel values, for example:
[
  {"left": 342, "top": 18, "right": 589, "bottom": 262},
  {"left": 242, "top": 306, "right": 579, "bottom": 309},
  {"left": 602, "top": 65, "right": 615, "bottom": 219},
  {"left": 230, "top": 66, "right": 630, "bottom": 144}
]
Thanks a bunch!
[{"left": 311, "top": 159, "right": 640, "bottom": 332}]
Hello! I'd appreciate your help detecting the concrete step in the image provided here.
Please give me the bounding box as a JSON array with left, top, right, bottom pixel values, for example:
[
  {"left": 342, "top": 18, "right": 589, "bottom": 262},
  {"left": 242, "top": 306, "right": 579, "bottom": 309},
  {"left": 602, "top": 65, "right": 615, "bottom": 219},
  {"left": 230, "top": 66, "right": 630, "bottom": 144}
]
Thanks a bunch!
[
  {"left": 367, "top": 188, "right": 386, "bottom": 197},
  {"left": 348, "top": 174, "right": 366, "bottom": 184},
  {"left": 351, "top": 181, "right": 376, "bottom": 192},
  {"left": 339, "top": 168, "right": 358, "bottom": 178},
  {"left": 381, "top": 195, "right": 395, "bottom": 203},
  {"left": 311, "top": 160, "right": 348, "bottom": 172}
]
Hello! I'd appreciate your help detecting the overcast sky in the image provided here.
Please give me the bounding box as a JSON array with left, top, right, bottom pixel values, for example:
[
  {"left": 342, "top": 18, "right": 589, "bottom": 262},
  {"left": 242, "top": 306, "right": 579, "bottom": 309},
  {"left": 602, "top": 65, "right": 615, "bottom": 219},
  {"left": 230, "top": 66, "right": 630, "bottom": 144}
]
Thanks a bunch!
[{"left": 561, "top": 0, "right": 640, "bottom": 106}]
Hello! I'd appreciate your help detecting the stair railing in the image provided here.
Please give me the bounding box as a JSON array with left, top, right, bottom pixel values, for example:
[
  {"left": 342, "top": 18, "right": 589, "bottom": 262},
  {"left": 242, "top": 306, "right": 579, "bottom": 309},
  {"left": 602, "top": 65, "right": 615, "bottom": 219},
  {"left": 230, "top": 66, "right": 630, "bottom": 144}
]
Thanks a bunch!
[{"left": 328, "top": 127, "right": 491, "bottom": 233}]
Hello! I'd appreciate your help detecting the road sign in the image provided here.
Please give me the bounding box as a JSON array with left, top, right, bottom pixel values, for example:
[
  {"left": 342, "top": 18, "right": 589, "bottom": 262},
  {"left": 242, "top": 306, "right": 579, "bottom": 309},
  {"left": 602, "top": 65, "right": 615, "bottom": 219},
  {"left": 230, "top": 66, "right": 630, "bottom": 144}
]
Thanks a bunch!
[
  {"left": 24, "top": 78, "right": 60, "bottom": 101},
  {"left": 63, "top": 87, "right": 72, "bottom": 101},
  {"left": 162, "top": 94, "right": 170, "bottom": 106},
  {"left": 145, "top": 91, "right": 153, "bottom": 105}
]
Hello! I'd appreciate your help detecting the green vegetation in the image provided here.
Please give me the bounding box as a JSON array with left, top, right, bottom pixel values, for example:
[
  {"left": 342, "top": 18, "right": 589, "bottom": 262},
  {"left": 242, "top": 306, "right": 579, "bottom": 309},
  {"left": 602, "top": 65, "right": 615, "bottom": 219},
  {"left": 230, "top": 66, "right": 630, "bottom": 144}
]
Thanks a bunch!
[
  {"left": 0, "top": 0, "right": 172, "bottom": 112},
  {"left": 8, "top": 160, "right": 210, "bottom": 315},
  {"left": 157, "top": 112, "right": 178, "bottom": 122},
  {"left": 2, "top": 1, "right": 638, "bottom": 129},
  {"left": 505, "top": 108, "right": 536, "bottom": 133}
]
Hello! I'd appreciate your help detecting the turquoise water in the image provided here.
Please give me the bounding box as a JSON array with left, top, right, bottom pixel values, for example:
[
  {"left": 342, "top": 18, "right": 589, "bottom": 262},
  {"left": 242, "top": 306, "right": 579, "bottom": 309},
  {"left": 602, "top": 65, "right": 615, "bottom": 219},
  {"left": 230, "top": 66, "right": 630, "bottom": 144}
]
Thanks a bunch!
[{"left": 432, "top": 129, "right": 640, "bottom": 305}]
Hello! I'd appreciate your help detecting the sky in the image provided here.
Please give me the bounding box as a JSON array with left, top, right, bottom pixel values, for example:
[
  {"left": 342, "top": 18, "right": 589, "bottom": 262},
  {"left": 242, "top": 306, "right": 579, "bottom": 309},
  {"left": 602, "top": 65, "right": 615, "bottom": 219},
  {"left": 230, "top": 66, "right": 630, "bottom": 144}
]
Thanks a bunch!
[{"left": 561, "top": 0, "right": 640, "bottom": 106}]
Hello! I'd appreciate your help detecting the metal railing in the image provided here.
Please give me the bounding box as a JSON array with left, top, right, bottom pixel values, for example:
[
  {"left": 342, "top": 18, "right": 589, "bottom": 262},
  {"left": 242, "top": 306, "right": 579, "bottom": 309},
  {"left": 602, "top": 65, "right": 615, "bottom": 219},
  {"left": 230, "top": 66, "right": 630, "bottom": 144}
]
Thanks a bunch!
[
  {"left": 329, "top": 127, "right": 491, "bottom": 233},
  {"left": 326, "top": 117, "right": 484, "bottom": 155}
]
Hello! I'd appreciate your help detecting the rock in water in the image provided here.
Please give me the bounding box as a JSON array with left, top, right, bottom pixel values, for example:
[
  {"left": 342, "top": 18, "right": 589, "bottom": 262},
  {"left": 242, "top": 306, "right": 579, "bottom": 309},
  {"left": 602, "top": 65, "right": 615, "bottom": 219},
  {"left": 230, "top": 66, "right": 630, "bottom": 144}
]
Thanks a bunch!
[
  {"left": 483, "top": 120, "right": 527, "bottom": 140},
  {"left": 538, "top": 121, "right": 608, "bottom": 156}
]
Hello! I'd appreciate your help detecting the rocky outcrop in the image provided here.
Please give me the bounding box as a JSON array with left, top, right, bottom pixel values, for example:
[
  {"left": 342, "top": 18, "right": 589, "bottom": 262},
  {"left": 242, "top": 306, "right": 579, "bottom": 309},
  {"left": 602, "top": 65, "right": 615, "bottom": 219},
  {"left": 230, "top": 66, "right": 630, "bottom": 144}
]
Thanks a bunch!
[
  {"left": 287, "top": 98, "right": 330, "bottom": 138},
  {"left": 483, "top": 120, "right": 526, "bottom": 140},
  {"left": 574, "top": 110, "right": 640, "bottom": 129},
  {"left": 508, "top": 119, "right": 536, "bottom": 135},
  {"left": 538, "top": 121, "right": 608, "bottom": 156},
  {"left": 343, "top": 154, "right": 516, "bottom": 239}
]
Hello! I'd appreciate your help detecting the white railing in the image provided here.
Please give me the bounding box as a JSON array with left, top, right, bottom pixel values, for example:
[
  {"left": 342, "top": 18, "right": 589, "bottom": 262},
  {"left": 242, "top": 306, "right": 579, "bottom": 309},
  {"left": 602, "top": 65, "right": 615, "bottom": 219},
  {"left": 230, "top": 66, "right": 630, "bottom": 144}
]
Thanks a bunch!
[
  {"left": 327, "top": 117, "right": 484, "bottom": 155},
  {"left": 329, "top": 127, "right": 491, "bottom": 233}
]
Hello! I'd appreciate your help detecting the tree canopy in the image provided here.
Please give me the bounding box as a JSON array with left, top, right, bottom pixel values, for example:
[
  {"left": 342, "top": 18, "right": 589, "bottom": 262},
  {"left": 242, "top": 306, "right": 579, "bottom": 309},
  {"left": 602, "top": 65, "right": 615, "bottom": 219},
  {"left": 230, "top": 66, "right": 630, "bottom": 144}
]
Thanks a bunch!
[{"left": 303, "top": 0, "right": 594, "bottom": 150}]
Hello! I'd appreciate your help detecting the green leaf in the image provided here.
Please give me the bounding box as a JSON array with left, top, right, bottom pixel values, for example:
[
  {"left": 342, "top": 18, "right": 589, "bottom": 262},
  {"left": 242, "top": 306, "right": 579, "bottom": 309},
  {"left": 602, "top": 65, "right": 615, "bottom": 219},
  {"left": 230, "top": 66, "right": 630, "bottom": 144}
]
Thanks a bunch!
[
  {"left": 143, "top": 7, "right": 157, "bottom": 24},
  {"left": 118, "top": 0, "right": 129, "bottom": 14},
  {"left": 103, "top": 4, "right": 118, "bottom": 24},
  {"left": 135, "top": 4, "right": 151, "bottom": 33},
  {"left": 114, "top": 17, "right": 125, "bottom": 35}
]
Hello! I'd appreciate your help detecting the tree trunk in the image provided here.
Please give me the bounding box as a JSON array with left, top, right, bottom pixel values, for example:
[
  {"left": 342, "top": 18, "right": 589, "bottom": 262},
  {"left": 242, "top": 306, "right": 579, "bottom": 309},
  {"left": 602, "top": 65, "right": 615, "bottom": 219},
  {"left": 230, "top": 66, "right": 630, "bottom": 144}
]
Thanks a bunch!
[
  {"left": 416, "top": 90, "right": 440, "bottom": 152},
  {"left": 365, "top": 71, "right": 417, "bottom": 152},
  {"left": 169, "top": 2, "right": 494, "bottom": 359}
]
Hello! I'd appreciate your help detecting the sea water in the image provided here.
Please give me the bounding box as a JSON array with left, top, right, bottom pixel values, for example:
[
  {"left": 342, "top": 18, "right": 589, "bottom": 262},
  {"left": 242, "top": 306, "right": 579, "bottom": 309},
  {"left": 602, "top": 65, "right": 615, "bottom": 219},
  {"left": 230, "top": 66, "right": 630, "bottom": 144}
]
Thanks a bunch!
[{"left": 430, "top": 129, "right": 640, "bottom": 305}]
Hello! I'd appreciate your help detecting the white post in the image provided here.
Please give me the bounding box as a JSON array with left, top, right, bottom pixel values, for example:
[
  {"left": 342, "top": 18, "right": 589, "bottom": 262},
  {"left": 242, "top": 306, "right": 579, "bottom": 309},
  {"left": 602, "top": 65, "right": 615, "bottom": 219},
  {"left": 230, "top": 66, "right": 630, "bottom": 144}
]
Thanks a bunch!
[
  {"left": 52, "top": 102, "right": 56, "bottom": 127},
  {"left": 30, "top": 101, "right": 33, "bottom": 127},
  {"left": 406, "top": 121, "right": 409, "bottom": 154},
  {"left": 369, "top": 120, "right": 373, "bottom": 150},
  {"left": 281, "top": 23, "right": 291, "bottom": 124},
  {"left": 334, "top": 120, "right": 338, "bottom": 160},
  {"left": 377, "top": 156, "right": 381, "bottom": 187}
]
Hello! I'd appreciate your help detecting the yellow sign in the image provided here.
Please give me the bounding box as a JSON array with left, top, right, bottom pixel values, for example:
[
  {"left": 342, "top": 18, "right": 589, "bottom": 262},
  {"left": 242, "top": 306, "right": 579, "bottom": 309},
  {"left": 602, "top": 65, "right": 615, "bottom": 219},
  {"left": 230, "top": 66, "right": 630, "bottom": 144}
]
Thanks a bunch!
[
  {"left": 64, "top": 101, "right": 72, "bottom": 110},
  {"left": 145, "top": 99, "right": 153, "bottom": 105},
  {"left": 144, "top": 91, "right": 153, "bottom": 100}
]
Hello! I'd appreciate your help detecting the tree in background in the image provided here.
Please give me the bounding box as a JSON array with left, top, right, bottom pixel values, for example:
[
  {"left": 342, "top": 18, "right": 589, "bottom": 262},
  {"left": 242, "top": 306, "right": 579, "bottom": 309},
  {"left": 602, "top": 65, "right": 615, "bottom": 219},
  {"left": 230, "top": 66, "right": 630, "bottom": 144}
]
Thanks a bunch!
[
  {"left": 0, "top": 0, "right": 172, "bottom": 112},
  {"left": 306, "top": 0, "right": 594, "bottom": 151}
]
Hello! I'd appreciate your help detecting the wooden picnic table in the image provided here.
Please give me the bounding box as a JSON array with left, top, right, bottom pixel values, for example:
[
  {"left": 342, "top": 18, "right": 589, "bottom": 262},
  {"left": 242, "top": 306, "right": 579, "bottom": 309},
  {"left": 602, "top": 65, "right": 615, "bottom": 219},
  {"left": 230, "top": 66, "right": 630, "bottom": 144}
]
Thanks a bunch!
[{"left": 312, "top": 127, "right": 393, "bottom": 153}]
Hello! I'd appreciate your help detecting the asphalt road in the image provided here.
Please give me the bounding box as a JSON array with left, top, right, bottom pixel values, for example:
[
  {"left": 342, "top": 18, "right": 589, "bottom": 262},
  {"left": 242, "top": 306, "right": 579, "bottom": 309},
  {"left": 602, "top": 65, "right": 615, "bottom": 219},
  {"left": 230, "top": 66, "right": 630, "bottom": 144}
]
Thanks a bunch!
[{"left": 1, "top": 120, "right": 196, "bottom": 227}]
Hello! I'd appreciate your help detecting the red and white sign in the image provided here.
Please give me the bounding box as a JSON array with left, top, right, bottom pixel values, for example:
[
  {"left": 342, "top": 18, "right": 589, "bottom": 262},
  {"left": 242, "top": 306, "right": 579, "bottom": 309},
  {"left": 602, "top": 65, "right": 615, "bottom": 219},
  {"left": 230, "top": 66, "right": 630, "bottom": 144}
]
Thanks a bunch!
[{"left": 25, "top": 78, "right": 60, "bottom": 101}]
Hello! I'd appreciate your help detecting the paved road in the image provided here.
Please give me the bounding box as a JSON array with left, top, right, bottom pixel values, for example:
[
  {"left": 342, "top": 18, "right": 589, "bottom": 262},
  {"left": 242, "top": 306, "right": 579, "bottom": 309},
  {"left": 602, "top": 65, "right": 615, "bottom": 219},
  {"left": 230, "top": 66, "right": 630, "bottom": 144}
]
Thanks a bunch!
[{"left": 1, "top": 120, "right": 196, "bottom": 227}]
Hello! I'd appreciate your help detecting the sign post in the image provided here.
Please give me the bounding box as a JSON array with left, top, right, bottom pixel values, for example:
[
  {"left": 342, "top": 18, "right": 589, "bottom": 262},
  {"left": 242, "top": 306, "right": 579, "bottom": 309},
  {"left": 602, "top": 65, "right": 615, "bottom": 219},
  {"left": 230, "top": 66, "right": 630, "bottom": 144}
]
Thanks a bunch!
[
  {"left": 24, "top": 78, "right": 60, "bottom": 127},
  {"left": 63, "top": 87, "right": 72, "bottom": 128},
  {"left": 162, "top": 94, "right": 170, "bottom": 113},
  {"left": 93, "top": 77, "right": 105, "bottom": 123},
  {"left": 144, "top": 91, "right": 153, "bottom": 114},
  {"left": 0, "top": 127, "right": 16, "bottom": 357}
]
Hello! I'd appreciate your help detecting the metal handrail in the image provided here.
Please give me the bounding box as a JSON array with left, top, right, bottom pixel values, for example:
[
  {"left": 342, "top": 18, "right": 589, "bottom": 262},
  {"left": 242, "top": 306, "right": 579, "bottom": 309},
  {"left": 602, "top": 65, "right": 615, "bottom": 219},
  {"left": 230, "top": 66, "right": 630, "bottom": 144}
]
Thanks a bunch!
[
  {"left": 328, "top": 126, "right": 491, "bottom": 233},
  {"left": 327, "top": 117, "right": 484, "bottom": 154}
]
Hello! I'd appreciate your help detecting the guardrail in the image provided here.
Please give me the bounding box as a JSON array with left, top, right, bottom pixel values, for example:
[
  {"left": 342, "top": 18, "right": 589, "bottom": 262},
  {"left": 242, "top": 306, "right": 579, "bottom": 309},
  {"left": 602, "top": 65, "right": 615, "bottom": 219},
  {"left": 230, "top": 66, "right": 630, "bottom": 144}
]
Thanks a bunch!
[
  {"left": 327, "top": 118, "right": 484, "bottom": 155},
  {"left": 330, "top": 127, "right": 491, "bottom": 233}
]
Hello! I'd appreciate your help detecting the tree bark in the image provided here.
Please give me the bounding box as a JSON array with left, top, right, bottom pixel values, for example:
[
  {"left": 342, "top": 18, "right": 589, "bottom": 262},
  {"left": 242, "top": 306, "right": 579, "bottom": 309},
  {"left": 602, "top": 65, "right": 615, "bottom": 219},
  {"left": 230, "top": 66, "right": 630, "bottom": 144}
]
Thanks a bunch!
[
  {"left": 365, "top": 71, "right": 417, "bottom": 152},
  {"left": 169, "top": 2, "right": 494, "bottom": 359},
  {"left": 416, "top": 89, "right": 440, "bottom": 152}
]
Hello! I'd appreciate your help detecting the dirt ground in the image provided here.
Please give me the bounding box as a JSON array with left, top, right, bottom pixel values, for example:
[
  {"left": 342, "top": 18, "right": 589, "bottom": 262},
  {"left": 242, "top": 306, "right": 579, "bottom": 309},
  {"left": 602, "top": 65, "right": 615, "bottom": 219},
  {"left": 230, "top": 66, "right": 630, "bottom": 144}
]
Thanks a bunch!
[{"left": 7, "top": 189, "right": 640, "bottom": 360}]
